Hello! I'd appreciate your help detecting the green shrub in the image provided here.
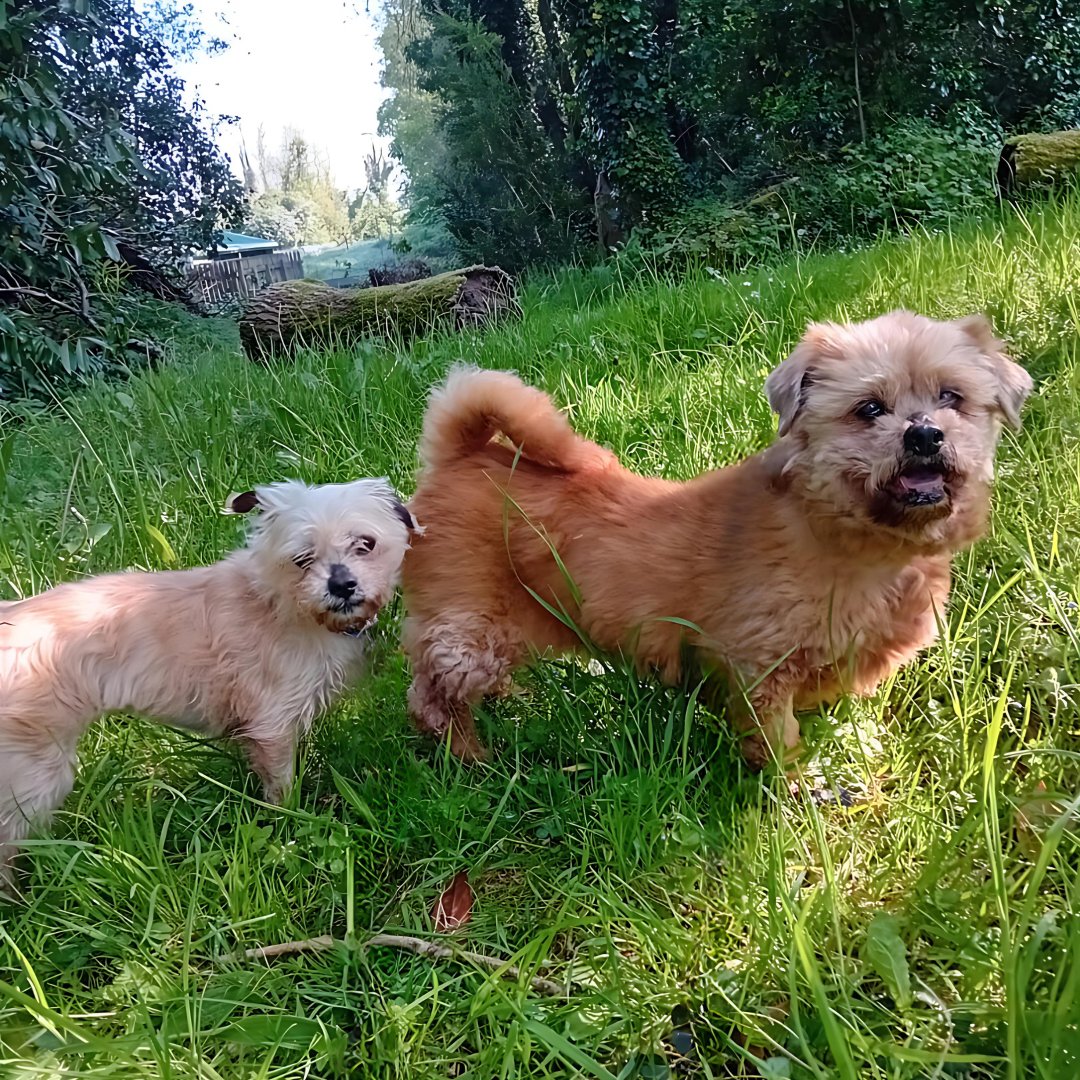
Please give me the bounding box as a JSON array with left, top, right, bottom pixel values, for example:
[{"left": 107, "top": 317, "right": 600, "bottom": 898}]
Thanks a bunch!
[
  {"left": 627, "top": 113, "right": 1002, "bottom": 271},
  {"left": 802, "top": 111, "right": 1002, "bottom": 241},
  {"left": 392, "top": 216, "right": 460, "bottom": 271},
  {"left": 622, "top": 193, "right": 789, "bottom": 273},
  {"left": 0, "top": 0, "right": 243, "bottom": 403}
]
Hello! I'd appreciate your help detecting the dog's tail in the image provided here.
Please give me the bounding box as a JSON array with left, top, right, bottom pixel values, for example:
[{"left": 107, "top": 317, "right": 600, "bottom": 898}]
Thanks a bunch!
[{"left": 419, "top": 367, "right": 605, "bottom": 472}]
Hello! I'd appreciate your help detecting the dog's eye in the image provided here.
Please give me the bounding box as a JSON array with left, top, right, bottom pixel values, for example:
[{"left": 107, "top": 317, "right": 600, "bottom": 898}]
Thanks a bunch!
[
  {"left": 354, "top": 535, "right": 376, "bottom": 555},
  {"left": 292, "top": 552, "right": 315, "bottom": 570},
  {"left": 855, "top": 399, "right": 888, "bottom": 420},
  {"left": 939, "top": 388, "right": 963, "bottom": 409}
]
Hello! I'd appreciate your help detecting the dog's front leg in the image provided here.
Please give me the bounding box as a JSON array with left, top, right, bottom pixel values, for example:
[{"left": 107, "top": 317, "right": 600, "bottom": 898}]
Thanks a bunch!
[
  {"left": 404, "top": 614, "right": 524, "bottom": 763},
  {"left": 407, "top": 672, "right": 490, "bottom": 763},
  {"left": 241, "top": 732, "right": 297, "bottom": 804},
  {"left": 732, "top": 674, "right": 802, "bottom": 772},
  {"left": 0, "top": 742, "right": 79, "bottom": 896}
]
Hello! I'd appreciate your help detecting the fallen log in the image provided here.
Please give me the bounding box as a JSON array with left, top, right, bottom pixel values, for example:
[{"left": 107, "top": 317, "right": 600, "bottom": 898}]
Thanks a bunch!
[
  {"left": 996, "top": 130, "right": 1080, "bottom": 198},
  {"left": 368, "top": 258, "right": 432, "bottom": 287},
  {"left": 239, "top": 265, "right": 519, "bottom": 358}
]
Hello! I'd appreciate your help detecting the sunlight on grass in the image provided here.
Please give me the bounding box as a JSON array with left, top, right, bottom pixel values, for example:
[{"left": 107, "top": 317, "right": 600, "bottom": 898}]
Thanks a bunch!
[{"left": 0, "top": 199, "right": 1078, "bottom": 1077}]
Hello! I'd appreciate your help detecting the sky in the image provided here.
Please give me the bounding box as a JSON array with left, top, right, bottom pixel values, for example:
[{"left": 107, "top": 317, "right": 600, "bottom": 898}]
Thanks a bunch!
[{"left": 178, "top": 0, "right": 392, "bottom": 192}]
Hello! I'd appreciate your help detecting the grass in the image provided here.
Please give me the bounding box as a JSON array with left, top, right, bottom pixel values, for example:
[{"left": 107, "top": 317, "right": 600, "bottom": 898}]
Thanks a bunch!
[
  {"left": 301, "top": 239, "right": 403, "bottom": 284},
  {"left": 1, "top": 198, "right": 1079, "bottom": 1077}
]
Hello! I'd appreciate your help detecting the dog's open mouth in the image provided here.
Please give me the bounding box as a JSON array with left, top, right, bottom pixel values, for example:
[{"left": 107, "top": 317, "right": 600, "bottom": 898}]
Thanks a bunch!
[
  {"left": 886, "top": 460, "right": 950, "bottom": 506},
  {"left": 341, "top": 613, "right": 377, "bottom": 638},
  {"left": 325, "top": 597, "right": 378, "bottom": 634}
]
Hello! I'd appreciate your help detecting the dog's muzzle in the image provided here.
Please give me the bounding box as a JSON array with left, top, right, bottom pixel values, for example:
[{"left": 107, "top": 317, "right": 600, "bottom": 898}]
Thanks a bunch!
[{"left": 885, "top": 454, "right": 952, "bottom": 507}]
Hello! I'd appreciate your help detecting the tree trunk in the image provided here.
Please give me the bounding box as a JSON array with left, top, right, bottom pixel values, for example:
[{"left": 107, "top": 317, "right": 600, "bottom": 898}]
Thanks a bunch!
[
  {"left": 239, "top": 266, "right": 519, "bottom": 358},
  {"left": 116, "top": 241, "right": 199, "bottom": 312},
  {"left": 997, "top": 130, "right": 1080, "bottom": 197},
  {"left": 594, "top": 171, "right": 625, "bottom": 253}
]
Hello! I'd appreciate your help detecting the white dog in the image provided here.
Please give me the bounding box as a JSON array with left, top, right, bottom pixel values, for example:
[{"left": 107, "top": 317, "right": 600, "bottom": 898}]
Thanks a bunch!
[{"left": 0, "top": 478, "right": 418, "bottom": 888}]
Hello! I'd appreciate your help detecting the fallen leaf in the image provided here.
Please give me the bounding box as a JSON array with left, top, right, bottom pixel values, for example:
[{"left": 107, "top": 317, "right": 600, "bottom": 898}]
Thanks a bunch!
[
  {"left": 432, "top": 871, "right": 473, "bottom": 933},
  {"left": 1015, "top": 782, "right": 1073, "bottom": 856}
]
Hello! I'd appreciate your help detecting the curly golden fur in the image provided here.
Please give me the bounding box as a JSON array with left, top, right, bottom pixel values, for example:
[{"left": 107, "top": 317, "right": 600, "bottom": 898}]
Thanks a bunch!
[{"left": 401, "top": 311, "right": 1032, "bottom": 766}]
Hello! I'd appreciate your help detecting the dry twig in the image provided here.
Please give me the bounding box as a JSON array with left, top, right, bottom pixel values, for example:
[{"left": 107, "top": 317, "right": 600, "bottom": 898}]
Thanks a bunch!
[{"left": 238, "top": 933, "right": 566, "bottom": 997}]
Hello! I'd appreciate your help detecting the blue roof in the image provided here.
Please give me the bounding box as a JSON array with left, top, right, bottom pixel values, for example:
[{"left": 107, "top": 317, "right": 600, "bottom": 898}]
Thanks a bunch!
[{"left": 217, "top": 231, "right": 277, "bottom": 251}]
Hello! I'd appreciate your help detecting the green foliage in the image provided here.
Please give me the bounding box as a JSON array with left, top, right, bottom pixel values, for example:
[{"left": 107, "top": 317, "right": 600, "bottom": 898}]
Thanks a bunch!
[
  {"left": 247, "top": 134, "right": 404, "bottom": 248},
  {"left": 379, "top": 0, "right": 595, "bottom": 270},
  {"left": 821, "top": 113, "right": 1002, "bottom": 234},
  {"left": 557, "top": 0, "right": 685, "bottom": 221},
  {"left": 707, "top": 0, "right": 1080, "bottom": 155},
  {"left": 2, "top": 198, "right": 1080, "bottom": 1075},
  {"left": 249, "top": 131, "right": 351, "bottom": 246},
  {"left": 392, "top": 215, "right": 460, "bottom": 267},
  {"left": 378, "top": 0, "right": 1080, "bottom": 269},
  {"left": 629, "top": 112, "right": 1002, "bottom": 271},
  {"left": 349, "top": 191, "right": 404, "bottom": 242},
  {"left": 625, "top": 194, "right": 788, "bottom": 272},
  {"left": 247, "top": 190, "right": 318, "bottom": 248},
  {"left": 397, "top": 13, "right": 590, "bottom": 270},
  {"left": 862, "top": 913, "right": 913, "bottom": 1010},
  {"left": 0, "top": 0, "right": 244, "bottom": 399}
]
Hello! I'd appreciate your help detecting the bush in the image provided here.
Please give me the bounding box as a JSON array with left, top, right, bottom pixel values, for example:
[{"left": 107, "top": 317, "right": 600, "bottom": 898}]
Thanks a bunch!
[
  {"left": 623, "top": 194, "right": 788, "bottom": 273},
  {"left": 246, "top": 192, "right": 314, "bottom": 248},
  {"left": 626, "top": 113, "right": 1002, "bottom": 271},
  {"left": 392, "top": 217, "right": 460, "bottom": 270},
  {"left": 800, "top": 112, "right": 1001, "bottom": 242},
  {"left": 0, "top": 0, "right": 244, "bottom": 401}
]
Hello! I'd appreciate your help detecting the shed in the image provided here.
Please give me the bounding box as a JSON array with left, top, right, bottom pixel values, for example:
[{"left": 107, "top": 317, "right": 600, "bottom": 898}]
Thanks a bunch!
[
  {"left": 189, "top": 231, "right": 304, "bottom": 303},
  {"left": 206, "top": 231, "right": 280, "bottom": 261}
]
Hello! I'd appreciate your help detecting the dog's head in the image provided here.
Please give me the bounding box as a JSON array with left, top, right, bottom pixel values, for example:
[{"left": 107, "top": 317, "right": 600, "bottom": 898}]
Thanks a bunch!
[
  {"left": 765, "top": 311, "right": 1032, "bottom": 548},
  {"left": 226, "top": 479, "right": 419, "bottom": 632}
]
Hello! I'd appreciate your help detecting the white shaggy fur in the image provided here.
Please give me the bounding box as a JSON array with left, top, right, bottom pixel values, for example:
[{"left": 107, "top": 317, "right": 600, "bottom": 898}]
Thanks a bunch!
[{"left": 0, "top": 478, "right": 416, "bottom": 889}]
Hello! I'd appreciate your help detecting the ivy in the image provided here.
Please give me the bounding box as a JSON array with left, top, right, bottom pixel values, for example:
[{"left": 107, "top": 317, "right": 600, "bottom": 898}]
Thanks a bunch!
[{"left": 557, "top": 0, "right": 685, "bottom": 222}]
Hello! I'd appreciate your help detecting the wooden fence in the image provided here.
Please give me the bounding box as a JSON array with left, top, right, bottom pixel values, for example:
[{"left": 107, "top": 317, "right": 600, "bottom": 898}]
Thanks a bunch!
[{"left": 188, "top": 249, "right": 304, "bottom": 304}]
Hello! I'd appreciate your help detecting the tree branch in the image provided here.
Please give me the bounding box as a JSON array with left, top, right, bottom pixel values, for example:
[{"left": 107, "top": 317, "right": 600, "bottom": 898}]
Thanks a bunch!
[
  {"left": 237, "top": 933, "right": 567, "bottom": 997},
  {"left": 0, "top": 285, "right": 94, "bottom": 323}
]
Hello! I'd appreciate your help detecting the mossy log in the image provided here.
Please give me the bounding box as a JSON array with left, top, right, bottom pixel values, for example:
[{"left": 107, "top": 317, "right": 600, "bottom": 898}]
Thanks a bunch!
[
  {"left": 996, "top": 130, "right": 1080, "bottom": 197},
  {"left": 239, "top": 265, "right": 519, "bottom": 358}
]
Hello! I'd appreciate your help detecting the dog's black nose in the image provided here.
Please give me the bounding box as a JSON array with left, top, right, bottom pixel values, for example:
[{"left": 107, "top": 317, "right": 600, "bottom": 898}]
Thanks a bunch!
[
  {"left": 327, "top": 563, "right": 358, "bottom": 600},
  {"left": 904, "top": 422, "right": 945, "bottom": 457}
]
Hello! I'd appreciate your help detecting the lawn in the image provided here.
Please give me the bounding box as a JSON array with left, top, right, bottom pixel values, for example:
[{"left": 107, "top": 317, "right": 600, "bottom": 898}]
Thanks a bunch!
[
  {"left": 1, "top": 200, "right": 1079, "bottom": 1078},
  {"left": 301, "top": 239, "right": 403, "bottom": 284}
]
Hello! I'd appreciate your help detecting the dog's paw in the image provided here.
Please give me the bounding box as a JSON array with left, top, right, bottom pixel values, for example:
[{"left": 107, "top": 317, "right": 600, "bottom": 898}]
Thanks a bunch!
[
  {"left": 739, "top": 732, "right": 772, "bottom": 773},
  {"left": 448, "top": 724, "right": 490, "bottom": 764},
  {"left": 260, "top": 782, "right": 289, "bottom": 806}
]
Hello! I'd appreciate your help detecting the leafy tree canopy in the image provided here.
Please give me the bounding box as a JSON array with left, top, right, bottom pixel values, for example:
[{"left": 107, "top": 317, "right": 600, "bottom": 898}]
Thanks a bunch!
[{"left": 0, "top": 0, "right": 245, "bottom": 398}]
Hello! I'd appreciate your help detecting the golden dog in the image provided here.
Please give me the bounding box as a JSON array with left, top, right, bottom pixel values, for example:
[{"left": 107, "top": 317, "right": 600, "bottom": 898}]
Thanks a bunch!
[{"left": 401, "top": 311, "right": 1032, "bottom": 766}]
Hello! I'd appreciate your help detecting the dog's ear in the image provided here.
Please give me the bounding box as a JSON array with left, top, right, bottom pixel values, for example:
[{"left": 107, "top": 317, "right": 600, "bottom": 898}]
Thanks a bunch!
[
  {"left": 389, "top": 497, "right": 420, "bottom": 533},
  {"left": 765, "top": 326, "right": 830, "bottom": 436},
  {"left": 224, "top": 490, "right": 260, "bottom": 515},
  {"left": 955, "top": 314, "right": 1033, "bottom": 429}
]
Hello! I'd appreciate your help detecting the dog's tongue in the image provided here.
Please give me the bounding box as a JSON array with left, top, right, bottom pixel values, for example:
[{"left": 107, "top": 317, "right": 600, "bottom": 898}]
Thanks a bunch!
[{"left": 897, "top": 467, "right": 944, "bottom": 494}]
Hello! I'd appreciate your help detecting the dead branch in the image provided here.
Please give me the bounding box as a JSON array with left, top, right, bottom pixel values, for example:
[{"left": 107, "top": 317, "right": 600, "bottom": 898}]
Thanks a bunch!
[{"left": 237, "top": 932, "right": 566, "bottom": 997}]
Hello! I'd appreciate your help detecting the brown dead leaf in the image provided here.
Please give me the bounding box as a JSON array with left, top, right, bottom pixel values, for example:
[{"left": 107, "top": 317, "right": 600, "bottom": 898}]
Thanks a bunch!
[
  {"left": 1015, "top": 782, "right": 1073, "bottom": 857},
  {"left": 732, "top": 998, "right": 790, "bottom": 1075},
  {"left": 432, "top": 871, "right": 473, "bottom": 933}
]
